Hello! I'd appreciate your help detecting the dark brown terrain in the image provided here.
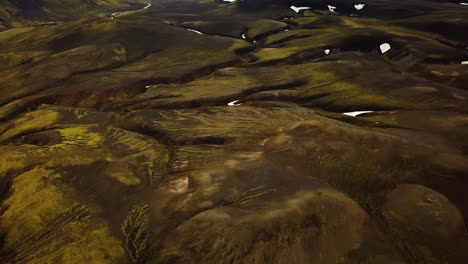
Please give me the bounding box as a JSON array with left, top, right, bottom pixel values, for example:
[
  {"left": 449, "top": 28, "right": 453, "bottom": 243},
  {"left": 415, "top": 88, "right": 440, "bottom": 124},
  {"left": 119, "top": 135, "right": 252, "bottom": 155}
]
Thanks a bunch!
[{"left": 0, "top": 0, "right": 468, "bottom": 263}]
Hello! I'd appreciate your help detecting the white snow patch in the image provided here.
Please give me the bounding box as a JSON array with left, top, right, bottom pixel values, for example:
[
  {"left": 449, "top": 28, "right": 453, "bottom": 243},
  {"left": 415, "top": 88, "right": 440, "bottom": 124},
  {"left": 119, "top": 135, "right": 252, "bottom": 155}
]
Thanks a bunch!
[
  {"left": 224, "top": 0, "right": 237, "bottom": 2},
  {"left": 354, "top": 4, "right": 365, "bottom": 10},
  {"left": 380, "top": 43, "right": 391, "bottom": 54},
  {"left": 461, "top": 61, "right": 468, "bottom": 64},
  {"left": 143, "top": 3, "right": 151, "bottom": 9},
  {"left": 343, "top": 111, "right": 374, "bottom": 117},
  {"left": 145, "top": 85, "right": 150, "bottom": 89},
  {"left": 228, "top": 100, "right": 243, "bottom": 106},
  {"left": 284, "top": 29, "right": 289, "bottom": 31},
  {"left": 328, "top": 5, "right": 337, "bottom": 12},
  {"left": 324, "top": 49, "right": 331, "bottom": 55},
  {"left": 187, "top": 29, "right": 203, "bottom": 35},
  {"left": 242, "top": 33, "right": 246, "bottom": 39},
  {"left": 290, "top": 6, "right": 311, "bottom": 13},
  {"left": 460, "top": 3, "right": 468, "bottom": 6}
]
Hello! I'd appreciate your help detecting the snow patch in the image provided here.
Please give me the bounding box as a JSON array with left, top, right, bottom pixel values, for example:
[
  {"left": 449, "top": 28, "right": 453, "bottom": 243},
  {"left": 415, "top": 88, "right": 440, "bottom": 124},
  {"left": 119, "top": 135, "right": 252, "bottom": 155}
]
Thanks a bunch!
[
  {"left": 328, "top": 5, "right": 337, "bottom": 12},
  {"left": 380, "top": 43, "right": 391, "bottom": 54},
  {"left": 354, "top": 4, "right": 365, "bottom": 10},
  {"left": 228, "top": 100, "right": 243, "bottom": 106},
  {"left": 290, "top": 6, "right": 311, "bottom": 13},
  {"left": 324, "top": 49, "right": 331, "bottom": 55},
  {"left": 343, "top": 111, "right": 374, "bottom": 117},
  {"left": 187, "top": 29, "right": 203, "bottom": 35}
]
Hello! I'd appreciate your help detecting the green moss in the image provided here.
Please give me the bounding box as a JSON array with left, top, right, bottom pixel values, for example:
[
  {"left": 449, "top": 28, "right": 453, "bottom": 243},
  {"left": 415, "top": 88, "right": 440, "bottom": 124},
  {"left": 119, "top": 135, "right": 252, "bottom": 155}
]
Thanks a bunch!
[
  {"left": 246, "top": 19, "right": 287, "bottom": 39},
  {"left": 253, "top": 47, "right": 300, "bottom": 64},
  {"left": 286, "top": 17, "right": 318, "bottom": 26},
  {"left": 0, "top": 108, "right": 61, "bottom": 143},
  {"left": 121, "top": 204, "right": 152, "bottom": 264},
  {"left": 0, "top": 167, "right": 75, "bottom": 249}
]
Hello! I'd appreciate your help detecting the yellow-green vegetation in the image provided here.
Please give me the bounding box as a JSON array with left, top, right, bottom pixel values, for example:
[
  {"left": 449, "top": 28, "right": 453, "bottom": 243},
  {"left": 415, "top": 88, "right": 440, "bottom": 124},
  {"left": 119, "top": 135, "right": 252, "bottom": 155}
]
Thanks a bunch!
[
  {"left": 0, "top": 1, "right": 24, "bottom": 27},
  {"left": 0, "top": 146, "right": 38, "bottom": 176},
  {"left": 0, "top": 108, "right": 61, "bottom": 142},
  {"left": 49, "top": 219, "right": 126, "bottom": 264},
  {"left": 0, "top": 167, "right": 75, "bottom": 249},
  {"left": 0, "top": 0, "right": 467, "bottom": 263},
  {"left": 341, "top": 17, "right": 456, "bottom": 47},
  {"left": 55, "top": 125, "right": 103, "bottom": 148},
  {"left": 253, "top": 47, "right": 301, "bottom": 64},
  {"left": 286, "top": 16, "right": 318, "bottom": 26},
  {"left": 246, "top": 19, "right": 288, "bottom": 39},
  {"left": 103, "top": 127, "right": 170, "bottom": 186},
  {"left": 0, "top": 166, "right": 126, "bottom": 263},
  {"left": 121, "top": 204, "right": 151, "bottom": 263},
  {"left": 262, "top": 29, "right": 314, "bottom": 46},
  {"left": 47, "top": 43, "right": 128, "bottom": 72}
]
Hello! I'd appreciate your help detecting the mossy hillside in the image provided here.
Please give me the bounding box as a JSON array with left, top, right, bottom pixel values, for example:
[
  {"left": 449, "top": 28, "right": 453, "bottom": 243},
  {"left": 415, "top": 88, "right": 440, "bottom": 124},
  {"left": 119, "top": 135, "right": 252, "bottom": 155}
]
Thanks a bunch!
[
  {"left": 0, "top": 35, "right": 129, "bottom": 105},
  {"left": 284, "top": 16, "right": 318, "bottom": 27},
  {"left": 121, "top": 204, "right": 151, "bottom": 263},
  {"left": 0, "top": 19, "right": 86, "bottom": 52},
  {"left": 178, "top": 20, "right": 247, "bottom": 38},
  {"left": 0, "top": 120, "right": 169, "bottom": 263},
  {"left": 2, "top": 0, "right": 145, "bottom": 22},
  {"left": 0, "top": 0, "right": 467, "bottom": 262},
  {"left": 112, "top": 25, "right": 250, "bottom": 71},
  {"left": 120, "top": 105, "right": 321, "bottom": 148},
  {"left": 251, "top": 47, "right": 303, "bottom": 64},
  {"left": 0, "top": 0, "right": 28, "bottom": 27},
  {"left": 243, "top": 59, "right": 464, "bottom": 112},
  {"left": 250, "top": 27, "right": 394, "bottom": 64},
  {"left": 0, "top": 18, "right": 252, "bottom": 117},
  {"left": 0, "top": 50, "right": 50, "bottom": 71},
  {"left": 106, "top": 54, "right": 468, "bottom": 114},
  {"left": 394, "top": 8, "right": 468, "bottom": 42},
  {"left": 245, "top": 19, "right": 288, "bottom": 39},
  {"left": 1, "top": 106, "right": 169, "bottom": 186},
  {"left": 110, "top": 66, "right": 303, "bottom": 110},
  {"left": 0, "top": 167, "right": 80, "bottom": 249},
  {"left": 303, "top": 58, "right": 467, "bottom": 112},
  {"left": 0, "top": 108, "right": 62, "bottom": 143},
  {"left": 31, "top": 124, "right": 169, "bottom": 186},
  {"left": 260, "top": 29, "right": 315, "bottom": 46},
  {"left": 0, "top": 163, "right": 127, "bottom": 263}
]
